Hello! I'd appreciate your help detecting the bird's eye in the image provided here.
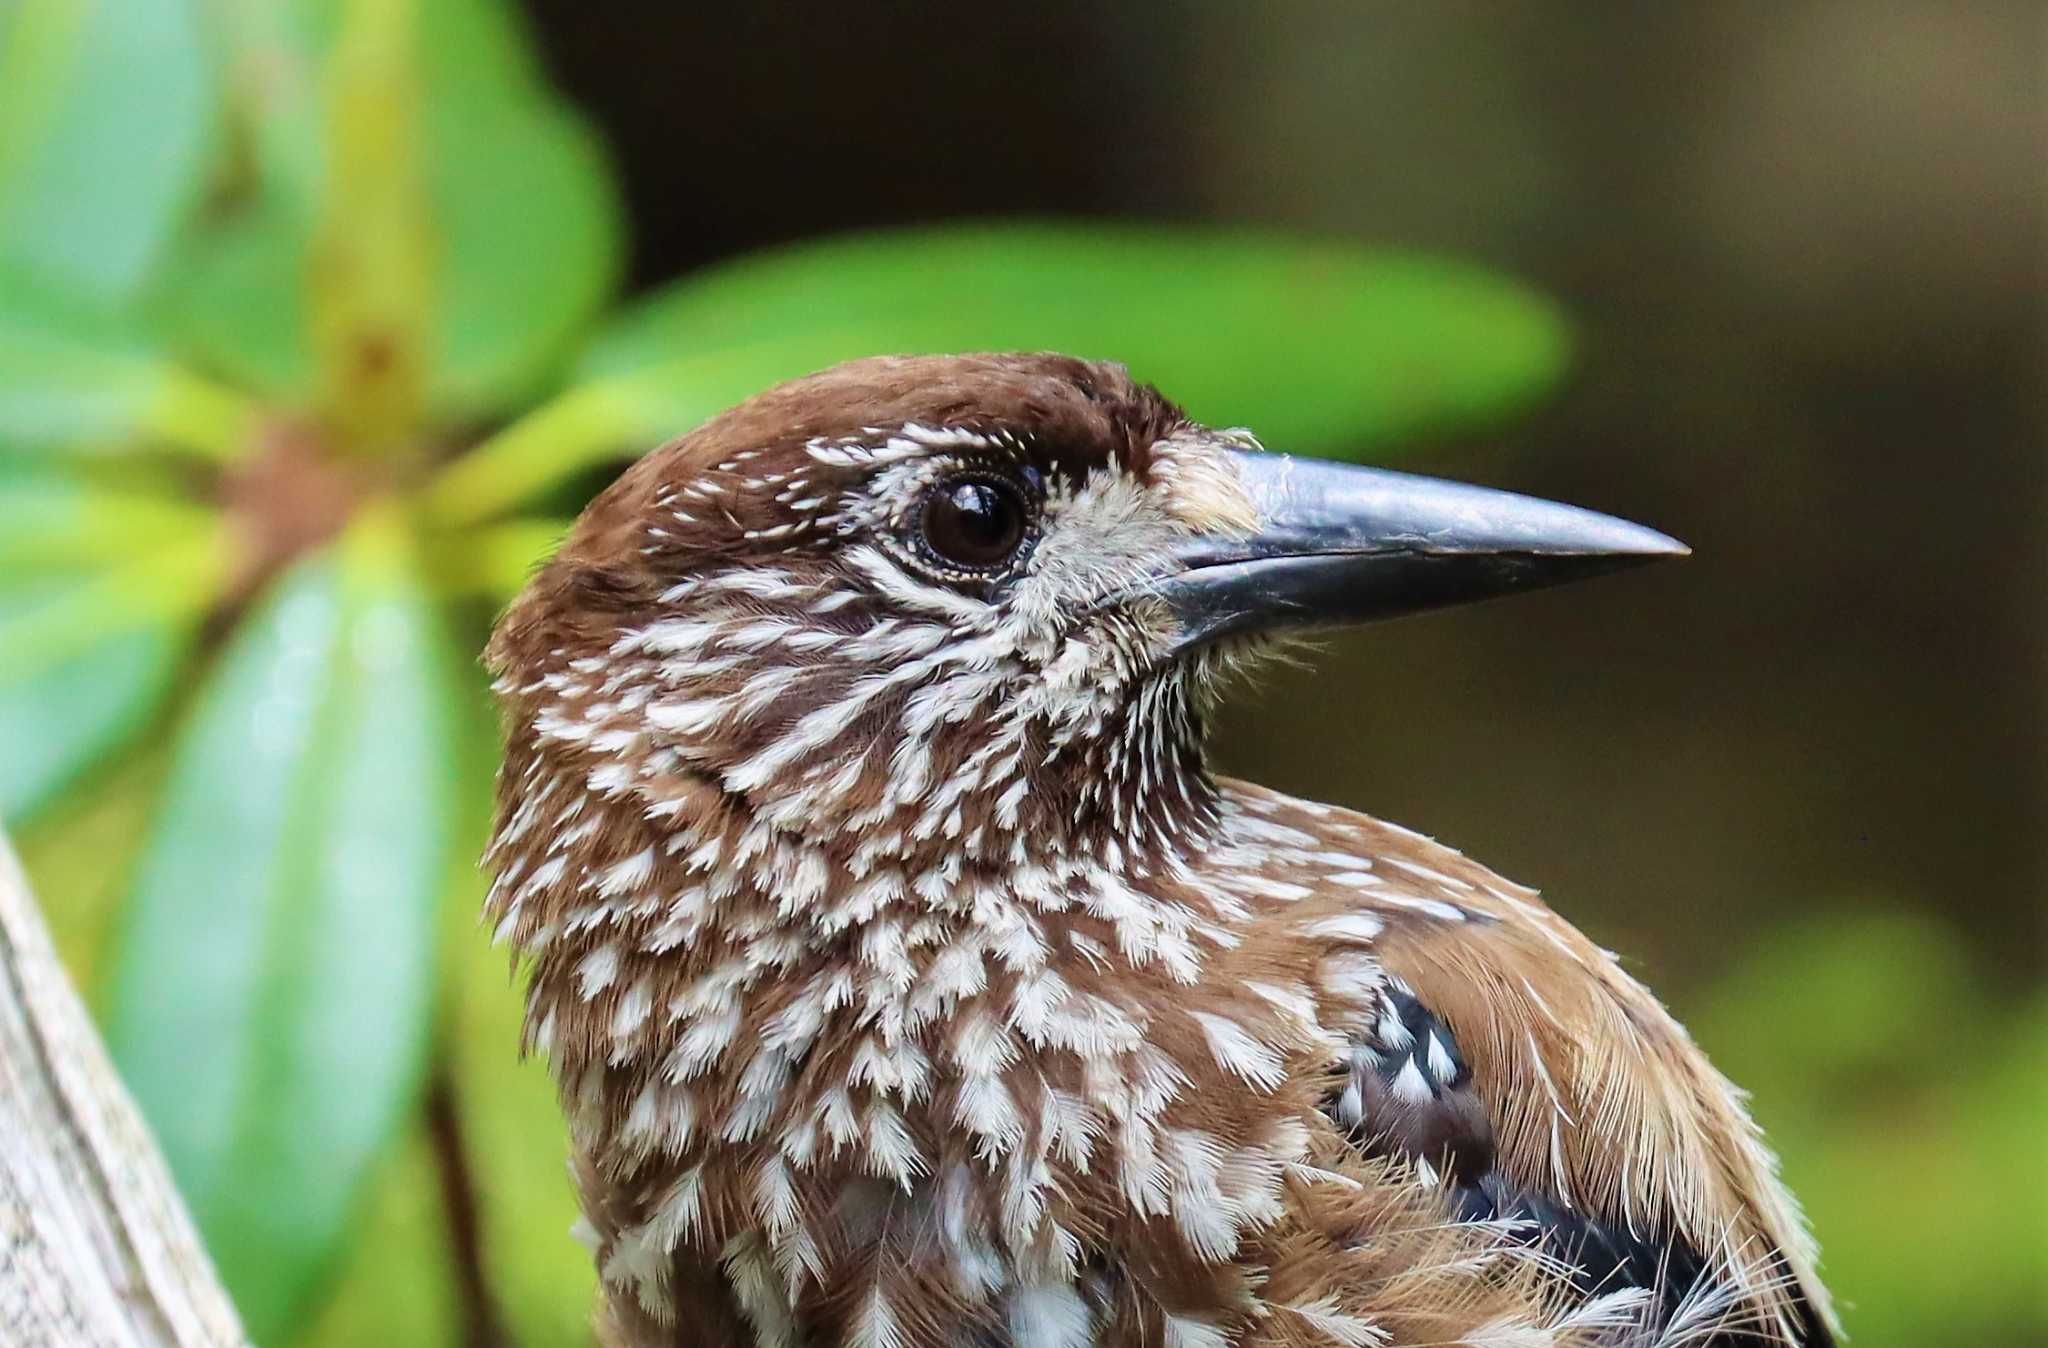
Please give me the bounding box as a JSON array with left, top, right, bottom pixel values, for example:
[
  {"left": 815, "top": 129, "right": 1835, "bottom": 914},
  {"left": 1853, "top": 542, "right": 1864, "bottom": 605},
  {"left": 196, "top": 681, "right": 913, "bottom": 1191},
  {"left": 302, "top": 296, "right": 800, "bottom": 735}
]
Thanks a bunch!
[{"left": 918, "top": 474, "right": 1031, "bottom": 572}]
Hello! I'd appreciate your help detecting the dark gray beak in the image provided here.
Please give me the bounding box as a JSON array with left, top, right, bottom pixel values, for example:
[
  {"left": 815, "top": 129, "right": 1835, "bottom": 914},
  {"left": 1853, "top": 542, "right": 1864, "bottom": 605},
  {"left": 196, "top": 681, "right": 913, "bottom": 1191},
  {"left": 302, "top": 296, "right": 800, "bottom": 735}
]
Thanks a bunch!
[{"left": 1153, "top": 450, "right": 1688, "bottom": 654}]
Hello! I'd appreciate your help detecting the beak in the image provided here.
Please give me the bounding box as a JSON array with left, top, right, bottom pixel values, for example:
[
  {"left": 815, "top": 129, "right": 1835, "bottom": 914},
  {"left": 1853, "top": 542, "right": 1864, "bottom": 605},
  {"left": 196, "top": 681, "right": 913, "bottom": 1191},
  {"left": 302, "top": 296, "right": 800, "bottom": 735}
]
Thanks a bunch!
[{"left": 1152, "top": 450, "right": 1689, "bottom": 655}]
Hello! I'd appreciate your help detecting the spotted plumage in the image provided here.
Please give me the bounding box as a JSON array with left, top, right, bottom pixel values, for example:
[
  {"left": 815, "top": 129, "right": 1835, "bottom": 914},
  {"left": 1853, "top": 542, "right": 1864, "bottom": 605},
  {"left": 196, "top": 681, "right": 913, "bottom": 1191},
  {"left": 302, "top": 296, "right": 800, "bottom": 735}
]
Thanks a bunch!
[{"left": 485, "top": 353, "right": 1834, "bottom": 1347}]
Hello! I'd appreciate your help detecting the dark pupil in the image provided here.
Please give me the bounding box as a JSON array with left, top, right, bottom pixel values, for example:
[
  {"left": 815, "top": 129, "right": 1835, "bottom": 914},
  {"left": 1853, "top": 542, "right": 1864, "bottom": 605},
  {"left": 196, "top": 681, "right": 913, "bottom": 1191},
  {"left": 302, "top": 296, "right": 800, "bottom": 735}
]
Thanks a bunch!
[{"left": 924, "top": 479, "right": 1025, "bottom": 568}]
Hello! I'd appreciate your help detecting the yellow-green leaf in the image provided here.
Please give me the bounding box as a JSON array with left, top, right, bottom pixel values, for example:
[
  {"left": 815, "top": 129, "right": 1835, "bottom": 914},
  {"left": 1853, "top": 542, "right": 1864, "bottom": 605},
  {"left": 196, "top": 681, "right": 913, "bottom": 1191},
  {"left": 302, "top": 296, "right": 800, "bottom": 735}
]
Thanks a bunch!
[
  {"left": 425, "top": 516, "right": 568, "bottom": 600},
  {"left": 16, "top": 745, "right": 167, "bottom": 995},
  {"left": 1692, "top": 910, "right": 2048, "bottom": 1344}
]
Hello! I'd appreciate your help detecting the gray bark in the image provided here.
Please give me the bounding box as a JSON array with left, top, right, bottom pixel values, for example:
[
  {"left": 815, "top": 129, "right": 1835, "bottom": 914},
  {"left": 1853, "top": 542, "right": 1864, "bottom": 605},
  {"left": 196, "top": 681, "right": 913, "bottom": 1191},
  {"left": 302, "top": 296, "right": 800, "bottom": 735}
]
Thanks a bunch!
[{"left": 0, "top": 829, "right": 247, "bottom": 1347}]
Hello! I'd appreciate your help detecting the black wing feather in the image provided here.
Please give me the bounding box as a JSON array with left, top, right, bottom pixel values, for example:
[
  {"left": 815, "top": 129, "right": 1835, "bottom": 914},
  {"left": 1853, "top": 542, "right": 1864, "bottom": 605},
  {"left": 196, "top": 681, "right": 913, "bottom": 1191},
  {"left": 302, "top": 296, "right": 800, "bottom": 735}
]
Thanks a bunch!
[{"left": 1325, "top": 984, "right": 1830, "bottom": 1346}]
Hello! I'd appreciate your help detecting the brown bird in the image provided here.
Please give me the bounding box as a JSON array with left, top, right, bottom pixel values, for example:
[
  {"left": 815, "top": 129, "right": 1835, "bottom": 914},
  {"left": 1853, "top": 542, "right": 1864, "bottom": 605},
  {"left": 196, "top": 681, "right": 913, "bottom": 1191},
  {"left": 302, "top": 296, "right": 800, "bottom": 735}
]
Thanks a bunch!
[{"left": 484, "top": 353, "right": 1835, "bottom": 1348}]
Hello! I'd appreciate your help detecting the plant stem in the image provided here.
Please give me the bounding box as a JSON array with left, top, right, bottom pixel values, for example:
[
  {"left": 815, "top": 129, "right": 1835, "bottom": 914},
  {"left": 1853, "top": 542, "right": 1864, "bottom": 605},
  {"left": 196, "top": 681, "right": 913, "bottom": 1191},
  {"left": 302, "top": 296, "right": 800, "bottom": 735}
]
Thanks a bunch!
[
  {"left": 424, "top": 1063, "right": 511, "bottom": 1348},
  {"left": 309, "top": 0, "right": 431, "bottom": 459}
]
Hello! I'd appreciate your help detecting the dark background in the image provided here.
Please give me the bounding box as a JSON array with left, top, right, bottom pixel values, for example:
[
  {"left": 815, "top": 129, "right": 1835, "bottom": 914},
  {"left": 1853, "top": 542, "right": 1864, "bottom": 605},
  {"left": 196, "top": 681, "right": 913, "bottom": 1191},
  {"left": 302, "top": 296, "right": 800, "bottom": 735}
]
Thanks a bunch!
[{"left": 523, "top": 0, "right": 2043, "bottom": 995}]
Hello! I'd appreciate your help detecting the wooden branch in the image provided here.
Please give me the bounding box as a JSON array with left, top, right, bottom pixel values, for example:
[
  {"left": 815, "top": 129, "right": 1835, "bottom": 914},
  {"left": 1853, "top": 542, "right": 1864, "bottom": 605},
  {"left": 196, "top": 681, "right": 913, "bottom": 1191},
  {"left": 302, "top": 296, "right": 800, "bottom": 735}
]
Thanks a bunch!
[{"left": 0, "top": 829, "right": 247, "bottom": 1348}]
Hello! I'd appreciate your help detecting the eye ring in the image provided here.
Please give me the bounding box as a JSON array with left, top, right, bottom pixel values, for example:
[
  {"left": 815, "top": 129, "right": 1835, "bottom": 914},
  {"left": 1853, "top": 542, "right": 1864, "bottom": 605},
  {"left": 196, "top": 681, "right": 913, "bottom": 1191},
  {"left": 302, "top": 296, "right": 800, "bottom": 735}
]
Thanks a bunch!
[{"left": 914, "top": 471, "right": 1036, "bottom": 575}]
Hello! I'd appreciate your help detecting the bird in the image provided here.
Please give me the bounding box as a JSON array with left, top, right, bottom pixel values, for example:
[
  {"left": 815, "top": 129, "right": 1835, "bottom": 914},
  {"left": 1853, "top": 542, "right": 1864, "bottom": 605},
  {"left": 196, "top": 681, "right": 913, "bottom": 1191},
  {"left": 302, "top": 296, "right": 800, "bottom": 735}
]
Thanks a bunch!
[{"left": 483, "top": 352, "right": 1835, "bottom": 1348}]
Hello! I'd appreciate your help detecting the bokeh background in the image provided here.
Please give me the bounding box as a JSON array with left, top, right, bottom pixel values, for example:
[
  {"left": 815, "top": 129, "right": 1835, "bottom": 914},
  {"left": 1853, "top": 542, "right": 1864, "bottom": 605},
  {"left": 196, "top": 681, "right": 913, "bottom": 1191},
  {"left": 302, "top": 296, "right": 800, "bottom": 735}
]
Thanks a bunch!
[{"left": 2, "top": 2, "right": 2040, "bottom": 1345}]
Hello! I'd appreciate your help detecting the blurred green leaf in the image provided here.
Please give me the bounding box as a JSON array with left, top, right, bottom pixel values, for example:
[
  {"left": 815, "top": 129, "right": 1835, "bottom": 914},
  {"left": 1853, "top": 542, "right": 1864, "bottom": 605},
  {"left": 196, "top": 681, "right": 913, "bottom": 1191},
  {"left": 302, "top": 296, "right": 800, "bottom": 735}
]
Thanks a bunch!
[
  {"left": 1692, "top": 907, "right": 1981, "bottom": 1109},
  {"left": 427, "top": 675, "right": 597, "bottom": 1343},
  {"left": 207, "top": 0, "right": 325, "bottom": 210},
  {"left": 307, "top": 682, "right": 508, "bottom": 1347},
  {"left": 298, "top": 1126, "right": 461, "bottom": 1348},
  {"left": 0, "top": 512, "right": 224, "bottom": 826},
  {"left": 0, "top": 529, "right": 227, "bottom": 689},
  {"left": 0, "top": 467, "right": 217, "bottom": 574},
  {"left": 428, "top": 101, "right": 618, "bottom": 414},
  {"left": 1692, "top": 908, "right": 2048, "bottom": 1346},
  {"left": 103, "top": 509, "right": 464, "bottom": 1340},
  {"left": 0, "top": 299, "right": 256, "bottom": 458},
  {"left": 426, "top": 516, "right": 567, "bottom": 599},
  {"left": 428, "top": 221, "right": 1571, "bottom": 524},
  {"left": 424, "top": 378, "right": 645, "bottom": 523},
  {"left": 149, "top": 195, "right": 309, "bottom": 402},
  {"left": 0, "top": 0, "right": 214, "bottom": 308},
  {"left": 16, "top": 745, "right": 168, "bottom": 996},
  {"left": 159, "top": 0, "right": 620, "bottom": 421},
  {"left": 0, "top": 598, "right": 183, "bottom": 826},
  {"left": 450, "top": 903, "right": 596, "bottom": 1344},
  {"left": 0, "top": 471, "right": 216, "bottom": 820}
]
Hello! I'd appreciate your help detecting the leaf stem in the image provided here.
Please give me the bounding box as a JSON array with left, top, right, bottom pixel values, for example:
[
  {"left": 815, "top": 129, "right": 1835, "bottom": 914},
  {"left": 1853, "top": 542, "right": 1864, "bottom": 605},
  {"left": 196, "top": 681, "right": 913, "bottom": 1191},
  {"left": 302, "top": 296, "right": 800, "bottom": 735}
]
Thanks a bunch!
[
  {"left": 309, "top": 0, "right": 432, "bottom": 459},
  {"left": 422, "top": 382, "right": 639, "bottom": 527},
  {"left": 424, "top": 1064, "right": 510, "bottom": 1348},
  {"left": 143, "top": 368, "right": 262, "bottom": 462},
  {"left": 425, "top": 518, "right": 570, "bottom": 600},
  {"left": 0, "top": 529, "right": 233, "bottom": 685}
]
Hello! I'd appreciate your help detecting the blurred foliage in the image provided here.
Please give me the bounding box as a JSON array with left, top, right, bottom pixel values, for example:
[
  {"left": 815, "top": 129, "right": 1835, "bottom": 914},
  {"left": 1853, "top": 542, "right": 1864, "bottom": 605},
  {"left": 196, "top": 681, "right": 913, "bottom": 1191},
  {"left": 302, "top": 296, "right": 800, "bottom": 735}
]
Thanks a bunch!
[
  {"left": 1691, "top": 909, "right": 2048, "bottom": 1345},
  {"left": 0, "top": 0, "right": 1574, "bottom": 1341}
]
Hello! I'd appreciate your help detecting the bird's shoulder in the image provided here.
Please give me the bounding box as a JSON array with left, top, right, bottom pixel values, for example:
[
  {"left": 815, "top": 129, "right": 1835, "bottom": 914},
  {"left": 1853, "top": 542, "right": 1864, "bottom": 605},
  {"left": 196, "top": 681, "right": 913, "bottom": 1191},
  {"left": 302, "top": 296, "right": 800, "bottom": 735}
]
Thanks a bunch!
[{"left": 1205, "top": 778, "right": 1836, "bottom": 1345}]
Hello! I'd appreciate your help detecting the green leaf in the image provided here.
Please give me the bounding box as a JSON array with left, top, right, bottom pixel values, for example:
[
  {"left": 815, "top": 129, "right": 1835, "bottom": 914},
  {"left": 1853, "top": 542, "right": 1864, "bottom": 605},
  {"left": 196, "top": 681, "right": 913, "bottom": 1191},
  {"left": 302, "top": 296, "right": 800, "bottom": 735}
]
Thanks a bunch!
[
  {"left": 0, "top": 509, "right": 226, "bottom": 822},
  {"left": 0, "top": 296, "right": 256, "bottom": 458},
  {"left": 0, "top": 467, "right": 217, "bottom": 574},
  {"left": 428, "top": 102, "right": 619, "bottom": 414},
  {"left": 147, "top": 196, "right": 310, "bottom": 406},
  {"left": 15, "top": 745, "right": 168, "bottom": 997},
  {"left": 158, "top": 0, "right": 620, "bottom": 421},
  {"left": 103, "top": 510, "right": 465, "bottom": 1340},
  {"left": 425, "top": 516, "right": 567, "bottom": 599},
  {"left": 0, "top": 529, "right": 227, "bottom": 688},
  {"left": 0, "top": 602, "right": 182, "bottom": 825},
  {"left": 297, "top": 1125, "right": 461, "bottom": 1348},
  {"left": 1690, "top": 910, "right": 2048, "bottom": 1344},
  {"left": 432, "top": 221, "right": 1571, "bottom": 523},
  {"left": 306, "top": 678, "right": 504, "bottom": 1345},
  {"left": 0, "top": 0, "right": 214, "bottom": 308},
  {"left": 405, "top": 681, "right": 598, "bottom": 1343},
  {"left": 449, "top": 866, "right": 596, "bottom": 1344}
]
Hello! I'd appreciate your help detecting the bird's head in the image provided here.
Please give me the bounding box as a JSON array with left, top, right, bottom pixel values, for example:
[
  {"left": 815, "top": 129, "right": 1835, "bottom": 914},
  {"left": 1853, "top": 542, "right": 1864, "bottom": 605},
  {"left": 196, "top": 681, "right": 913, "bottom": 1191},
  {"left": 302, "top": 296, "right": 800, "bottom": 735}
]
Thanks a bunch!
[{"left": 490, "top": 353, "right": 1682, "bottom": 867}]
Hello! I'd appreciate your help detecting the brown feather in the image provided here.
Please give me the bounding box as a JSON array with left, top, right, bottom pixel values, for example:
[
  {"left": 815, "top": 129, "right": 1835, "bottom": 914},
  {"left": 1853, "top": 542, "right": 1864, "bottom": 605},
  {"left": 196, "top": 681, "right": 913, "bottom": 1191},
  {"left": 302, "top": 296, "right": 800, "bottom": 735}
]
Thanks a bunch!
[{"left": 482, "top": 353, "right": 1831, "bottom": 1348}]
